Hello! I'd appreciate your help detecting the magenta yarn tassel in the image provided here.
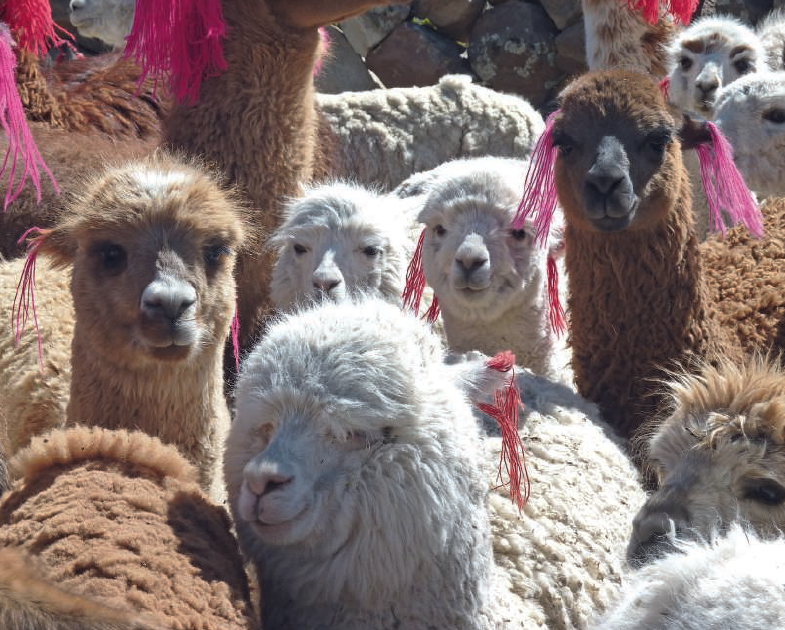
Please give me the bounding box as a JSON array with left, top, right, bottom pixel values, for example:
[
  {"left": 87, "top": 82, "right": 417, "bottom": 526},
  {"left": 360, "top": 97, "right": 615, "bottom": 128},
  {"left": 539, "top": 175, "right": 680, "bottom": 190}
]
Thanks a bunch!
[
  {"left": 11, "top": 227, "right": 49, "bottom": 370},
  {"left": 626, "top": 0, "right": 698, "bottom": 25},
  {"left": 512, "top": 111, "right": 559, "bottom": 247},
  {"left": 694, "top": 122, "right": 763, "bottom": 238},
  {"left": 0, "top": 26, "right": 58, "bottom": 209},
  {"left": 231, "top": 305, "right": 240, "bottom": 372}
]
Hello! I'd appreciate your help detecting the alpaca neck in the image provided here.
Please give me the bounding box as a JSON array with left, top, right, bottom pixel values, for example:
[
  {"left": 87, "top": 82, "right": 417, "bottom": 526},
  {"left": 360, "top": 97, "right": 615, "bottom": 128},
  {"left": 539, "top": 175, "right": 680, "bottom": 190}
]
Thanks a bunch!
[
  {"left": 582, "top": 0, "right": 673, "bottom": 75},
  {"left": 565, "top": 183, "right": 730, "bottom": 438},
  {"left": 163, "top": 0, "right": 320, "bottom": 349}
]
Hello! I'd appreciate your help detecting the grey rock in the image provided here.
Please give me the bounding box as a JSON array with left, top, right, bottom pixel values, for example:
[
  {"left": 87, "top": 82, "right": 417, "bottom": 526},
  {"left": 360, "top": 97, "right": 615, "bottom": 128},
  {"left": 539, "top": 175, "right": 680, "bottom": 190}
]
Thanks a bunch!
[
  {"left": 340, "top": 5, "right": 411, "bottom": 57},
  {"left": 709, "top": 0, "right": 773, "bottom": 25},
  {"left": 413, "top": 0, "right": 485, "bottom": 41},
  {"left": 539, "top": 0, "right": 582, "bottom": 30},
  {"left": 555, "top": 20, "right": 587, "bottom": 76},
  {"left": 468, "top": 0, "right": 562, "bottom": 108},
  {"left": 316, "top": 26, "right": 383, "bottom": 94},
  {"left": 366, "top": 21, "right": 472, "bottom": 88}
]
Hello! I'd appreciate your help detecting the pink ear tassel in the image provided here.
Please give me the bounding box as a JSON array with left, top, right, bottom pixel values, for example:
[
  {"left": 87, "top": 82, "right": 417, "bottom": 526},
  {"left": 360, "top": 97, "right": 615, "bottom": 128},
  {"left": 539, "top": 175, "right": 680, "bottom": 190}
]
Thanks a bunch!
[
  {"left": 0, "top": 0, "right": 75, "bottom": 57},
  {"left": 11, "top": 227, "right": 49, "bottom": 370},
  {"left": 694, "top": 121, "right": 763, "bottom": 239},
  {"left": 626, "top": 0, "right": 698, "bottom": 25},
  {"left": 659, "top": 76, "right": 671, "bottom": 102},
  {"left": 231, "top": 304, "right": 240, "bottom": 372},
  {"left": 313, "top": 27, "right": 331, "bottom": 77},
  {"left": 512, "top": 110, "right": 559, "bottom": 247},
  {"left": 547, "top": 256, "right": 566, "bottom": 337},
  {"left": 124, "top": 0, "right": 228, "bottom": 105},
  {"left": 402, "top": 228, "right": 441, "bottom": 323},
  {"left": 0, "top": 25, "right": 58, "bottom": 209},
  {"left": 477, "top": 351, "right": 529, "bottom": 510}
]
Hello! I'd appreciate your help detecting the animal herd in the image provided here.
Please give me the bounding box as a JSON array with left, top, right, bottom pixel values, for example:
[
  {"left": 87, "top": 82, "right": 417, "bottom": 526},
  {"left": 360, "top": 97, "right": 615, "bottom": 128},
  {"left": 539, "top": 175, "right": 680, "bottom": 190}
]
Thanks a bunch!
[{"left": 0, "top": 0, "right": 785, "bottom": 629}]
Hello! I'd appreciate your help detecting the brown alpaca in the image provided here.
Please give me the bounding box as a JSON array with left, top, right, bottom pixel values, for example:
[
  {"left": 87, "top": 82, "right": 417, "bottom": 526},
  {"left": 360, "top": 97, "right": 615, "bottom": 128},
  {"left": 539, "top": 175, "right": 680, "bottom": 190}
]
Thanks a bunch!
[
  {"left": 0, "top": 154, "right": 247, "bottom": 499},
  {"left": 0, "top": 48, "right": 166, "bottom": 257},
  {"left": 0, "top": 426, "right": 256, "bottom": 629},
  {"left": 162, "top": 0, "right": 409, "bottom": 353},
  {"left": 627, "top": 356, "right": 785, "bottom": 566},
  {"left": 549, "top": 69, "right": 785, "bottom": 440},
  {"left": 582, "top": 0, "right": 676, "bottom": 76}
]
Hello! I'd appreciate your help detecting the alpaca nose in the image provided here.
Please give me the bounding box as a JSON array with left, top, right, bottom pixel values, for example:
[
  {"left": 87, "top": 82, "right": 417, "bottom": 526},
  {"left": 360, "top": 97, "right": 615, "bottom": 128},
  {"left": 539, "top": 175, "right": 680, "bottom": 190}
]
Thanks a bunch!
[
  {"left": 586, "top": 135, "right": 627, "bottom": 196},
  {"left": 69, "top": 0, "right": 86, "bottom": 10},
  {"left": 312, "top": 253, "right": 343, "bottom": 293},
  {"left": 586, "top": 169, "right": 625, "bottom": 196},
  {"left": 247, "top": 471, "right": 293, "bottom": 497},
  {"left": 456, "top": 254, "right": 488, "bottom": 274},
  {"left": 627, "top": 501, "right": 690, "bottom": 567},
  {"left": 695, "top": 68, "right": 720, "bottom": 99},
  {"left": 455, "top": 234, "right": 489, "bottom": 276},
  {"left": 313, "top": 276, "right": 342, "bottom": 292},
  {"left": 140, "top": 276, "right": 197, "bottom": 321}
]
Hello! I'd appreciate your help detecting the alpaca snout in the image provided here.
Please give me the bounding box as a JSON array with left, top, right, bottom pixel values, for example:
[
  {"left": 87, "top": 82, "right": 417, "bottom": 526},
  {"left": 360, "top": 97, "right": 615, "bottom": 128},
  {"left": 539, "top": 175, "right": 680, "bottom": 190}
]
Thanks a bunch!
[
  {"left": 453, "top": 234, "right": 491, "bottom": 290},
  {"left": 69, "top": 0, "right": 86, "bottom": 10},
  {"left": 695, "top": 65, "right": 721, "bottom": 110},
  {"left": 312, "top": 253, "right": 344, "bottom": 297},
  {"left": 582, "top": 136, "right": 638, "bottom": 230},
  {"left": 627, "top": 500, "right": 690, "bottom": 567},
  {"left": 139, "top": 275, "right": 199, "bottom": 349}
]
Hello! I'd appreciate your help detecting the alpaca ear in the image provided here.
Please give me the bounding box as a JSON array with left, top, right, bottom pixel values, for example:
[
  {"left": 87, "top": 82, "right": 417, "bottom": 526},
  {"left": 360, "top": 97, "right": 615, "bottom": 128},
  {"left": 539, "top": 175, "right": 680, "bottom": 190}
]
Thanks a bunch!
[
  {"left": 678, "top": 112, "right": 712, "bottom": 150},
  {"left": 35, "top": 227, "right": 76, "bottom": 268}
]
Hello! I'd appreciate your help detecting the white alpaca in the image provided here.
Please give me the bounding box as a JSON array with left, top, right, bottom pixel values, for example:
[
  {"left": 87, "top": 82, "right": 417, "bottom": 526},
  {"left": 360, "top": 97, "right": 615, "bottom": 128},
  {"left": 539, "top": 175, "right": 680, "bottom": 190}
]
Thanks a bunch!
[
  {"left": 757, "top": 8, "right": 785, "bottom": 71},
  {"left": 225, "top": 296, "right": 521, "bottom": 629},
  {"left": 269, "top": 181, "right": 411, "bottom": 310},
  {"left": 594, "top": 526, "right": 785, "bottom": 630},
  {"left": 395, "top": 157, "right": 570, "bottom": 383},
  {"left": 713, "top": 71, "right": 785, "bottom": 198},
  {"left": 69, "top": 0, "right": 133, "bottom": 48},
  {"left": 666, "top": 15, "right": 764, "bottom": 116}
]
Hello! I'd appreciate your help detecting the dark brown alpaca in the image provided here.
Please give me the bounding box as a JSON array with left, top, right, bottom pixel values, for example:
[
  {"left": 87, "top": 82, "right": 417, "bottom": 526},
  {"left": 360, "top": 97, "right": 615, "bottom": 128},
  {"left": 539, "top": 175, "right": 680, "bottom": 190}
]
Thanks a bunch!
[{"left": 550, "top": 70, "right": 785, "bottom": 439}]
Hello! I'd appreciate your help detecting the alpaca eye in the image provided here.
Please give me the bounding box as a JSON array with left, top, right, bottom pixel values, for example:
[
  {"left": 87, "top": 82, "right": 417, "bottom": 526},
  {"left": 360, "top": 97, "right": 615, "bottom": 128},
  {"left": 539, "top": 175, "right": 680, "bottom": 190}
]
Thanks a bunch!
[
  {"left": 434, "top": 224, "right": 446, "bottom": 237},
  {"left": 204, "top": 243, "right": 230, "bottom": 267},
  {"left": 362, "top": 245, "right": 381, "bottom": 257},
  {"left": 93, "top": 242, "right": 127, "bottom": 275},
  {"left": 679, "top": 56, "right": 692, "bottom": 71},
  {"left": 509, "top": 229, "right": 528, "bottom": 241},
  {"left": 293, "top": 243, "right": 308, "bottom": 255},
  {"left": 763, "top": 108, "right": 785, "bottom": 124},
  {"left": 552, "top": 132, "right": 575, "bottom": 157},
  {"left": 734, "top": 59, "right": 752, "bottom": 74},
  {"left": 646, "top": 130, "right": 672, "bottom": 155},
  {"left": 743, "top": 479, "right": 785, "bottom": 506}
]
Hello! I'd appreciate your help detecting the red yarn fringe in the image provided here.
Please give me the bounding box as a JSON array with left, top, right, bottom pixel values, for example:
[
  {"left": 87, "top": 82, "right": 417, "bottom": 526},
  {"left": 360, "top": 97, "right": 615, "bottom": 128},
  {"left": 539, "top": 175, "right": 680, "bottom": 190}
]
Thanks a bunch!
[
  {"left": 124, "top": 0, "right": 228, "bottom": 105},
  {"left": 659, "top": 76, "right": 671, "bottom": 102},
  {"left": 402, "top": 228, "right": 427, "bottom": 315},
  {"left": 0, "top": 26, "right": 58, "bottom": 209},
  {"left": 694, "top": 122, "right": 763, "bottom": 239},
  {"left": 0, "top": 0, "right": 74, "bottom": 57},
  {"left": 547, "top": 256, "right": 566, "bottom": 337},
  {"left": 11, "top": 226, "right": 50, "bottom": 370},
  {"left": 478, "top": 352, "right": 529, "bottom": 510},
  {"left": 231, "top": 303, "right": 240, "bottom": 372},
  {"left": 626, "top": 0, "right": 698, "bottom": 25}
]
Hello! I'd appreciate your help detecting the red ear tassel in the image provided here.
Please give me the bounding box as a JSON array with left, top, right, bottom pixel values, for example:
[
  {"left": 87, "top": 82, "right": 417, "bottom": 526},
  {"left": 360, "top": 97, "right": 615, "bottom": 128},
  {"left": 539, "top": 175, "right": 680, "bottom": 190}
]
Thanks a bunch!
[
  {"left": 512, "top": 110, "right": 559, "bottom": 247},
  {"left": 402, "top": 227, "right": 441, "bottom": 323},
  {"left": 694, "top": 121, "right": 763, "bottom": 239},
  {"left": 659, "top": 76, "right": 671, "bottom": 102},
  {"left": 0, "top": 25, "right": 58, "bottom": 209},
  {"left": 0, "top": 0, "right": 74, "bottom": 57},
  {"left": 547, "top": 256, "right": 566, "bottom": 337},
  {"left": 11, "top": 226, "right": 50, "bottom": 370},
  {"left": 124, "top": 0, "right": 228, "bottom": 105},
  {"left": 626, "top": 0, "right": 698, "bottom": 25},
  {"left": 477, "top": 351, "right": 530, "bottom": 511},
  {"left": 231, "top": 303, "right": 240, "bottom": 372},
  {"left": 314, "top": 27, "right": 330, "bottom": 77}
]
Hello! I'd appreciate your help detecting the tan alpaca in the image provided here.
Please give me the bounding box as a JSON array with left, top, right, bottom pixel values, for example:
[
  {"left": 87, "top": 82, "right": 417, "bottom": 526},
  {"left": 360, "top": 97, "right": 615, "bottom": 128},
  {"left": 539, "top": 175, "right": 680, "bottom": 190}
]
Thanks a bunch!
[
  {"left": 0, "top": 153, "right": 248, "bottom": 499},
  {"left": 627, "top": 356, "right": 785, "bottom": 565}
]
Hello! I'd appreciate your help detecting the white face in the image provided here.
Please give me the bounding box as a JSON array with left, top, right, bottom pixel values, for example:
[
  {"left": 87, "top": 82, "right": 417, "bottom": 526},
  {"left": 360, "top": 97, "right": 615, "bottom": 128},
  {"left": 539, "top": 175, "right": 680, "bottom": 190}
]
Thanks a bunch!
[
  {"left": 418, "top": 182, "right": 551, "bottom": 324},
  {"left": 714, "top": 73, "right": 785, "bottom": 198},
  {"left": 667, "top": 20, "right": 763, "bottom": 115},
  {"left": 68, "top": 0, "right": 134, "bottom": 48}
]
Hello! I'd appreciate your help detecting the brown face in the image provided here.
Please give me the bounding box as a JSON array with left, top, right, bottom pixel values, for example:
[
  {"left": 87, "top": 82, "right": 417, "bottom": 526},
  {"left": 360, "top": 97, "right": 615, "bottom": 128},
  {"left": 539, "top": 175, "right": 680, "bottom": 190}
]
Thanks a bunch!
[{"left": 552, "top": 71, "right": 681, "bottom": 234}]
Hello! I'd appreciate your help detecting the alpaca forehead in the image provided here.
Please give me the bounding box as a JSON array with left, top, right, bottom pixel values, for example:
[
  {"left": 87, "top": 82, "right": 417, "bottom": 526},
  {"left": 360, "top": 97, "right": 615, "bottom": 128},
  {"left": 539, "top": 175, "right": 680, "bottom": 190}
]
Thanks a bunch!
[{"left": 675, "top": 19, "right": 758, "bottom": 53}]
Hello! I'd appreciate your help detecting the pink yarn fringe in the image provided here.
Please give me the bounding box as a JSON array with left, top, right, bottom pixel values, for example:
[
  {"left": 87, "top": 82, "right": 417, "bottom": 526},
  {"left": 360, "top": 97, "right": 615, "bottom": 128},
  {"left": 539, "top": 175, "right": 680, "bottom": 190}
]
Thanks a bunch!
[
  {"left": 659, "top": 76, "right": 671, "bottom": 102},
  {"left": 124, "top": 0, "right": 228, "bottom": 105},
  {"left": 0, "top": 0, "right": 74, "bottom": 57},
  {"left": 401, "top": 228, "right": 441, "bottom": 323},
  {"left": 231, "top": 304, "right": 240, "bottom": 372},
  {"left": 626, "top": 0, "right": 698, "bottom": 25},
  {"left": 547, "top": 256, "right": 566, "bottom": 337},
  {"left": 314, "top": 27, "right": 331, "bottom": 77},
  {"left": 0, "top": 25, "right": 58, "bottom": 209},
  {"left": 694, "top": 121, "right": 763, "bottom": 238},
  {"left": 11, "top": 226, "right": 49, "bottom": 370},
  {"left": 477, "top": 351, "right": 529, "bottom": 510}
]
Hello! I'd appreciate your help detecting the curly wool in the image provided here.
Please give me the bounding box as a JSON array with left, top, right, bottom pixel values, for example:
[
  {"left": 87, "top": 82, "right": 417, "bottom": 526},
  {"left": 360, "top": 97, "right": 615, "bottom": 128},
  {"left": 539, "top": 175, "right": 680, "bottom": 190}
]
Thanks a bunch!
[{"left": 0, "top": 426, "right": 256, "bottom": 630}]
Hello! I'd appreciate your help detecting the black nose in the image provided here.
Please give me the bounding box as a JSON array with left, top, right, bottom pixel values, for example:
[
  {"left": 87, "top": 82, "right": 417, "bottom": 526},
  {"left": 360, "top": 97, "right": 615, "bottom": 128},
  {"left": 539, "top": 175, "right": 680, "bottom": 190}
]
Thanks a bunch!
[
  {"left": 585, "top": 168, "right": 626, "bottom": 196},
  {"left": 456, "top": 255, "right": 488, "bottom": 274}
]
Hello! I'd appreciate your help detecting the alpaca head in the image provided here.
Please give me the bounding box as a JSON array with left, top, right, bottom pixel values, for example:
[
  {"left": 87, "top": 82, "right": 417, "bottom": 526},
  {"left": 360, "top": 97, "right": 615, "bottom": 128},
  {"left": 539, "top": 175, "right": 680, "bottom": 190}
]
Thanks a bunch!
[
  {"left": 269, "top": 182, "right": 408, "bottom": 310},
  {"left": 666, "top": 16, "right": 764, "bottom": 115},
  {"left": 226, "top": 297, "right": 497, "bottom": 606},
  {"left": 68, "top": 0, "right": 135, "bottom": 49},
  {"left": 415, "top": 157, "right": 564, "bottom": 324},
  {"left": 627, "top": 357, "right": 785, "bottom": 567},
  {"left": 713, "top": 71, "right": 785, "bottom": 198},
  {"left": 552, "top": 70, "right": 685, "bottom": 235},
  {"left": 31, "top": 153, "right": 246, "bottom": 369}
]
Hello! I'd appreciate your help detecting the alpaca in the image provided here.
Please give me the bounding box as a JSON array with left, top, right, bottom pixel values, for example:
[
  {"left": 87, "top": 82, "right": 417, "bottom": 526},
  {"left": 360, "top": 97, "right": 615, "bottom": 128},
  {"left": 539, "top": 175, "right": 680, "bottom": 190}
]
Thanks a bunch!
[
  {"left": 269, "top": 181, "right": 411, "bottom": 310},
  {"left": 534, "top": 69, "right": 785, "bottom": 441},
  {"left": 225, "top": 296, "right": 518, "bottom": 629},
  {"left": 226, "top": 296, "right": 646, "bottom": 629},
  {"left": 395, "top": 157, "right": 570, "bottom": 382},
  {"left": 626, "top": 356, "right": 785, "bottom": 565},
  {"left": 665, "top": 15, "right": 764, "bottom": 116},
  {"left": 595, "top": 526, "right": 785, "bottom": 630},
  {"left": 0, "top": 154, "right": 247, "bottom": 500},
  {"left": 581, "top": 0, "right": 678, "bottom": 75},
  {"left": 0, "top": 426, "right": 256, "bottom": 629},
  {"left": 757, "top": 7, "right": 785, "bottom": 71},
  {"left": 69, "top": 0, "right": 134, "bottom": 49},
  {"left": 713, "top": 71, "right": 785, "bottom": 198}
]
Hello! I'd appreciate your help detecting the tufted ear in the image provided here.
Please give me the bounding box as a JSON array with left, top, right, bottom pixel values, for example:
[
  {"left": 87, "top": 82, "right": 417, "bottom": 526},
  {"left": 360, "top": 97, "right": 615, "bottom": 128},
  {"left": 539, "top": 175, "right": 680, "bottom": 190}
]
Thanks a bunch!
[{"left": 678, "top": 112, "right": 712, "bottom": 150}]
